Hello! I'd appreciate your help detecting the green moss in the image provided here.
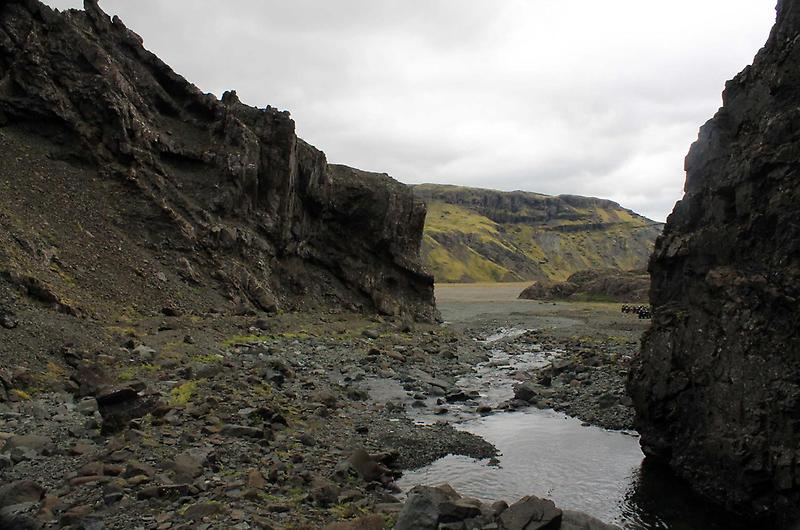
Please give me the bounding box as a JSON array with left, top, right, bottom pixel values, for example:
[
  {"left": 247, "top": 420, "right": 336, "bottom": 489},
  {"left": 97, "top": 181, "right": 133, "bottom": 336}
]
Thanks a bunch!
[
  {"left": 118, "top": 363, "right": 157, "bottom": 381},
  {"left": 425, "top": 202, "right": 500, "bottom": 238},
  {"left": 106, "top": 326, "right": 139, "bottom": 338},
  {"left": 254, "top": 383, "right": 273, "bottom": 397},
  {"left": 424, "top": 237, "right": 515, "bottom": 283},
  {"left": 10, "top": 389, "right": 31, "bottom": 400},
  {"left": 169, "top": 380, "right": 200, "bottom": 406},
  {"left": 179, "top": 500, "right": 223, "bottom": 516},
  {"left": 190, "top": 353, "right": 224, "bottom": 364},
  {"left": 330, "top": 502, "right": 369, "bottom": 519},
  {"left": 160, "top": 340, "right": 188, "bottom": 359}
]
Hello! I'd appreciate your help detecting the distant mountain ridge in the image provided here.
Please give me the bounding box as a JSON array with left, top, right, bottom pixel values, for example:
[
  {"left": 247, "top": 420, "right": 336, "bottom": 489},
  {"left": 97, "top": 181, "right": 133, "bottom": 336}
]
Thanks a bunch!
[{"left": 414, "top": 184, "right": 663, "bottom": 283}]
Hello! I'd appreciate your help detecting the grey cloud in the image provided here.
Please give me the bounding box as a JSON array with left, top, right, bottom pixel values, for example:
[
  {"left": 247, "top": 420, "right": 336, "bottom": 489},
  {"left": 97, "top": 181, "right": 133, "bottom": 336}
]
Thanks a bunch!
[{"left": 44, "top": 0, "right": 777, "bottom": 221}]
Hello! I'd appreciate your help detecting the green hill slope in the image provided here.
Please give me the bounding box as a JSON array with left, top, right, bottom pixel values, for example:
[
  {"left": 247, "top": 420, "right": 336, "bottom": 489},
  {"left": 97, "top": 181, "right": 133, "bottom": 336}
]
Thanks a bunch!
[{"left": 414, "top": 184, "right": 663, "bottom": 283}]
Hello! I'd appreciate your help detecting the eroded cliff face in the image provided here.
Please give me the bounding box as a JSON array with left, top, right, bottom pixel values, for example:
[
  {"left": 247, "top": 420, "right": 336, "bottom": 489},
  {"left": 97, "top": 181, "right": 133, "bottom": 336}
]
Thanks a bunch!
[
  {"left": 629, "top": 1, "right": 800, "bottom": 524},
  {"left": 0, "top": 0, "right": 435, "bottom": 321}
]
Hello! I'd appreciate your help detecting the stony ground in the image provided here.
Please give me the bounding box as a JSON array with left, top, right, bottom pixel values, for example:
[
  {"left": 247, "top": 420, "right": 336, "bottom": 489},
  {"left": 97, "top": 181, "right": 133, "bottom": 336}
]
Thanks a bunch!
[
  {"left": 0, "top": 310, "right": 499, "bottom": 529},
  {"left": 504, "top": 329, "right": 638, "bottom": 431},
  {"left": 1, "top": 283, "right": 648, "bottom": 529},
  {"left": 436, "top": 283, "right": 649, "bottom": 430}
]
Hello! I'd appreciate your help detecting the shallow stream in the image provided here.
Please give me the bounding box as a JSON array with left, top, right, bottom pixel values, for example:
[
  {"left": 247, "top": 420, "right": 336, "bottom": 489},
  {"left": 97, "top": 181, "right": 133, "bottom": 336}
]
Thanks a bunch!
[{"left": 398, "top": 328, "right": 746, "bottom": 530}]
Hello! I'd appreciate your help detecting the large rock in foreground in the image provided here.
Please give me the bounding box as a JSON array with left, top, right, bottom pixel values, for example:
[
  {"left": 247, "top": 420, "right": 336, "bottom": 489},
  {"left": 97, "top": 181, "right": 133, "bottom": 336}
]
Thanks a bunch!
[
  {"left": 394, "top": 484, "right": 619, "bottom": 530},
  {"left": 0, "top": 0, "right": 435, "bottom": 321},
  {"left": 629, "top": 1, "right": 800, "bottom": 525}
]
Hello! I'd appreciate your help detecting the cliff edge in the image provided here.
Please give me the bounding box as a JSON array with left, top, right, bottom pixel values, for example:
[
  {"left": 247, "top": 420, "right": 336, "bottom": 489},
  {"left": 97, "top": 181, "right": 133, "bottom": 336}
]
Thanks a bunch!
[
  {"left": 629, "top": 1, "right": 800, "bottom": 525},
  {"left": 0, "top": 0, "right": 436, "bottom": 323}
]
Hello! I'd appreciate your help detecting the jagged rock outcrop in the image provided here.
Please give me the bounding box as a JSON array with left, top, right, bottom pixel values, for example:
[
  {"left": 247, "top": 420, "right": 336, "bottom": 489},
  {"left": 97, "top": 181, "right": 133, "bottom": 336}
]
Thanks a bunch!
[
  {"left": 415, "top": 184, "right": 662, "bottom": 283},
  {"left": 0, "top": 0, "right": 435, "bottom": 320},
  {"left": 629, "top": 1, "right": 800, "bottom": 526}
]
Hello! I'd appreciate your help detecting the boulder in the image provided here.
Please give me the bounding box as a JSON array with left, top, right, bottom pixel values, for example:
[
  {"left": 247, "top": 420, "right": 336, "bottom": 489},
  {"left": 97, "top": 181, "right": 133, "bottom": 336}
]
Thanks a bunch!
[
  {"left": 0, "top": 308, "right": 18, "bottom": 329},
  {"left": 0, "top": 481, "right": 45, "bottom": 508},
  {"left": 513, "top": 383, "right": 538, "bottom": 403},
  {"left": 96, "top": 386, "right": 157, "bottom": 433},
  {"left": 168, "top": 451, "right": 206, "bottom": 483},
  {"left": 183, "top": 502, "right": 226, "bottom": 521},
  {"left": 220, "top": 424, "right": 265, "bottom": 439},
  {"left": 348, "top": 449, "right": 390, "bottom": 483},
  {"left": 395, "top": 485, "right": 461, "bottom": 530},
  {"left": 498, "top": 496, "right": 562, "bottom": 530},
  {"left": 2, "top": 435, "right": 54, "bottom": 456},
  {"left": 391, "top": 485, "right": 617, "bottom": 530}
]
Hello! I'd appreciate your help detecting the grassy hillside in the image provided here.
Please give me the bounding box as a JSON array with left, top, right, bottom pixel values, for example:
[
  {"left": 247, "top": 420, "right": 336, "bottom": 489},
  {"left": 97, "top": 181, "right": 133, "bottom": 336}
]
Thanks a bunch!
[{"left": 415, "top": 184, "right": 663, "bottom": 283}]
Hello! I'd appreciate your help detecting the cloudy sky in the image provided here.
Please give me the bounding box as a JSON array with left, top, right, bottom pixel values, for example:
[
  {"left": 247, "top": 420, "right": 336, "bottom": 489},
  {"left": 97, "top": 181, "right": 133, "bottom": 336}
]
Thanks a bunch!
[{"left": 45, "top": 1, "right": 776, "bottom": 221}]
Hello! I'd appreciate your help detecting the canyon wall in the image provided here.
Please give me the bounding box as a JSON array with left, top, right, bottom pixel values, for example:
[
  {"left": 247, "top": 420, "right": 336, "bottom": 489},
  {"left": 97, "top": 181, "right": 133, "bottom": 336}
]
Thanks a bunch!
[
  {"left": 629, "top": 1, "right": 800, "bottom": 525},
  {"left": 0, "top": 0, "right": 436, "bottom": 321}
]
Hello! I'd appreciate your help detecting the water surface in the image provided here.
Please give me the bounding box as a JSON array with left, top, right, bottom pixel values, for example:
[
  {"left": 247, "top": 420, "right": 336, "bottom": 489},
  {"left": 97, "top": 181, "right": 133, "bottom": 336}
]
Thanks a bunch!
[{"left": 399, "top": 326, "right": 747, "bottom": 530}]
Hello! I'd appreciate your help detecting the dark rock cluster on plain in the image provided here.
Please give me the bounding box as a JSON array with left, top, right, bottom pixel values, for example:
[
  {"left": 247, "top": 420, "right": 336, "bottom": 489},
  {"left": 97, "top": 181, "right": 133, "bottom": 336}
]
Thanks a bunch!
[
  {"left": 629, "top": 0, "right": 800, "bottom": 526},
  {"left": 518, "top": 269, "right": 650, "bottom": 303},
  {"left": 0, "top": 313, "right": 501, "bottom": 529}
]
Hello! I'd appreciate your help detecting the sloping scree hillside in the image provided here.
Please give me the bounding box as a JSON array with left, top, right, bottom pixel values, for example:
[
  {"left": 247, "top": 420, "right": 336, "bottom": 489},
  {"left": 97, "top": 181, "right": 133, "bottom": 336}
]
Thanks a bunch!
[{"left": 0, "top": 0, "right": 436, "bottom": 329}]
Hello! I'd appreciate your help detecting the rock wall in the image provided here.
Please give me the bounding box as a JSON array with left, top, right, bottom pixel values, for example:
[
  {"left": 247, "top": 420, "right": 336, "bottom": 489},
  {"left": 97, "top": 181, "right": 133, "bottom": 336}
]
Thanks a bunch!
[
  {"left": 629, "top": 1, "right": 800, "bottom": 525},
  {"left": 0, "top": 0, "right": 436, "bottom": 320}
]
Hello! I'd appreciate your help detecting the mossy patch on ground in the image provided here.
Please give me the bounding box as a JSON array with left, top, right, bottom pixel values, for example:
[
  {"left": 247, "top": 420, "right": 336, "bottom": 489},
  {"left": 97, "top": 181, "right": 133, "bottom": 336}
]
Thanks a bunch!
[{"left": 169, "top": 380, "right": 200, "bottom": 406}]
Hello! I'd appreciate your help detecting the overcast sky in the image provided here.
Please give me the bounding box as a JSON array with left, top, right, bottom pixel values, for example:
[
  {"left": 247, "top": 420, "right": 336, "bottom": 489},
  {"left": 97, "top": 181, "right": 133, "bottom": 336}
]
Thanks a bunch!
[{"left": 45, "top": 1, "right": 777, "bottom": 221}]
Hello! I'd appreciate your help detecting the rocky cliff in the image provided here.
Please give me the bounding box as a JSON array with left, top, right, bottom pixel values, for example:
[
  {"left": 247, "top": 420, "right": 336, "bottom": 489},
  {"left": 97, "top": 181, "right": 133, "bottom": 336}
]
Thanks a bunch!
[
  {"left": 0, "top": 0, "right": 436, "bottom": 323},
  {"left": 628, "top": 1, "right": 800, "bottom": 525},
  {"left": 415, "top": 184, "right": 662, "bottom": 283}
]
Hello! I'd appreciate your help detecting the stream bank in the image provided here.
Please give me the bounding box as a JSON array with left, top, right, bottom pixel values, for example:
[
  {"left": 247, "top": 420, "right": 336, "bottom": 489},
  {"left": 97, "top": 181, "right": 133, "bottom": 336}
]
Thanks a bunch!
[
  {"left": 0, "top": 282, "right": 745, "bottom": 529},
  {"left": 395, "top": 283, "right": 749, "bottom": 530}
]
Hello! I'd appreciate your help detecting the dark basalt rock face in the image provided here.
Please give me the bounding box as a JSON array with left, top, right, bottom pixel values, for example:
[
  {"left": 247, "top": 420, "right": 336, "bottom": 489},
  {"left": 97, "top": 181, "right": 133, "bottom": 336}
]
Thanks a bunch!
[
  {"left": 0, "top": 0, "right": 435, "bottom": 319},
  {"left": 629, "top": 1, "right": 800, "bottom": 525}
]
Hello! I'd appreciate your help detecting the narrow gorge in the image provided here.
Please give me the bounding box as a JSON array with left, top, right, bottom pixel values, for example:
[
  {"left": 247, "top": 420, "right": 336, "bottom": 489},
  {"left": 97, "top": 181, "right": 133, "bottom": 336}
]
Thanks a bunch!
[{"left": 0, "top": 0, "right": 795, "bottom": 529}]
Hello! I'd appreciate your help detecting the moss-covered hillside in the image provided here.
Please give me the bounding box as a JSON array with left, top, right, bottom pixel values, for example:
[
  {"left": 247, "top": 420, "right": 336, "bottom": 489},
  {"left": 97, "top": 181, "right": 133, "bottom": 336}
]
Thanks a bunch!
[{"left": 415, "top": 184, "right": 663, "bottom": 283}]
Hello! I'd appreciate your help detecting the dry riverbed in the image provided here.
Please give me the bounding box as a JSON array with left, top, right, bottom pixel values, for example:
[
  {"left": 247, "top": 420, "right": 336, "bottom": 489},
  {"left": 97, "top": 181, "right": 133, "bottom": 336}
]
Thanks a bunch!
[{"left": 0, "top": 283, "right": 647, "bottom": 529}]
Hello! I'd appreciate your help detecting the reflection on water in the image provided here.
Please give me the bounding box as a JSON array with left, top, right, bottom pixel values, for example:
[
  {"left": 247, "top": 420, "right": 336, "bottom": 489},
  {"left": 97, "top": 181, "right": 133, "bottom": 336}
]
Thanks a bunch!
[
  {"left": 621, "top": 460, "right": 748, "bottom": 530},
  {"left": 399, "top": 327, "right": 748, "bottom": 529},
  {"left": 398, "top": 409, "right": 747, "bottom": 530}
]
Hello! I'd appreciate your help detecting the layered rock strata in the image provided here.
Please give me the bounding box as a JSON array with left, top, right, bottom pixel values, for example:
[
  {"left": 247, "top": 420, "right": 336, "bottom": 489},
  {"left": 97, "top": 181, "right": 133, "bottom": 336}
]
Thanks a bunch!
[{"left": 0, "top": 0, "right": 436, "bottom": 321}]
